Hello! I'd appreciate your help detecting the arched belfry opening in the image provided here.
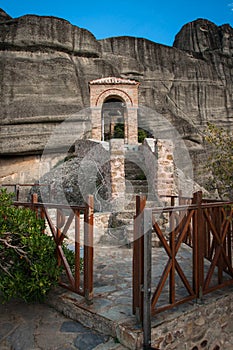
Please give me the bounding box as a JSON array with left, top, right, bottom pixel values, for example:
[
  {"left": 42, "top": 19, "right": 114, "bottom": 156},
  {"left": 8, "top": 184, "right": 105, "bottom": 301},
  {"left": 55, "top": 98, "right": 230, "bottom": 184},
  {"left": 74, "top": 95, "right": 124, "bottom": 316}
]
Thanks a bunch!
[
  {"left": 102, "top": 96, "right": 126, "bottom": 141},
  {"left": 89, "top": 77, "right": 140, "bottom": 144}
]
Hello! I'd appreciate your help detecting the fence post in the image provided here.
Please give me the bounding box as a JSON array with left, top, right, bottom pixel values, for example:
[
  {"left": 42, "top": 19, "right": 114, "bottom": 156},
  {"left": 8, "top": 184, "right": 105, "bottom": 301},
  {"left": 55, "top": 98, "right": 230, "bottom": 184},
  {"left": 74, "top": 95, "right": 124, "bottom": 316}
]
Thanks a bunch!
[
  {"left": 143, "top": 208, "right": 152, "bottom": 349},
  {"left": 16, "top": 184, "right": 20, "bottom": 201},
  {"left": 84, "top": 195, "right": 94, "bottom": 303},
  {"left": 193, "top": 191, "right": 204, "bottom": 300},
  {"left": 31, "top": 193, "right": 46, "bottom": 233},
  {"left": 56, "top": 208, "right": 67, "bottom": 270},
  {"left": 31, "top": 193, "right": 38, "bottom": 216},
  {"left": 31, "top": 193, "right": 38, "bottom": 203},
  {"left": 133, "top": 195, "right": 146, "bottom": 322}
]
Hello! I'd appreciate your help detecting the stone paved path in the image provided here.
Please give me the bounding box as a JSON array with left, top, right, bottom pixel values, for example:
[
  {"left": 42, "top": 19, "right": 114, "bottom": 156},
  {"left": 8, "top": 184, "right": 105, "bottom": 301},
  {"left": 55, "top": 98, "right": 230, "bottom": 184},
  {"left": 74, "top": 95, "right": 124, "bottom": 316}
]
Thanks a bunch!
[
  {"left": 1, "top": 243, "right": 231, "bottom": 350},
  {"left": 0, "top": 299, "right": 127, "bottom": 350}
]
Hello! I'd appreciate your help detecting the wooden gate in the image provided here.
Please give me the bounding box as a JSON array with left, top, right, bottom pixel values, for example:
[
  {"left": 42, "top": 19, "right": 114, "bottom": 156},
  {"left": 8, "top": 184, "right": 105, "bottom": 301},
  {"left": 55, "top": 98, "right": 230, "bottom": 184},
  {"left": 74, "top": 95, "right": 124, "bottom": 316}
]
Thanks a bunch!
[{"left": 133, "top": 192, "right": 233, "bottom": 347}]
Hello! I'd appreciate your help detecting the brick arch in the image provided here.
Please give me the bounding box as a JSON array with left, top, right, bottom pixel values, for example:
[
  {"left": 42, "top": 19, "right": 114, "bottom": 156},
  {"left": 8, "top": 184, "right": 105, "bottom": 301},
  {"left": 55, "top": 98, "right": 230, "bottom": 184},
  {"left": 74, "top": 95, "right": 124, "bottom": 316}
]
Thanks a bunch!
[
  {"left": 95, "top": 88, "right": 133, "bottom": 107},
  {"left": 89, "top": 77, "right": 139, "bottom": 144}
]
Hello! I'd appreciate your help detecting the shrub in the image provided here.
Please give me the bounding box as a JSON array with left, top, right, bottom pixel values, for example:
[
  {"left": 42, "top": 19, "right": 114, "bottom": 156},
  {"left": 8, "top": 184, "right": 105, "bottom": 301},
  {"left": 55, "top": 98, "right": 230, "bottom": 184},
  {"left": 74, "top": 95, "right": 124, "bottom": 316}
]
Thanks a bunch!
[
  {"left": 138, "top": 128, "right": 148, "bottom": 143},
  {"left": 0, "top": 188, "right": 60, "bottom": 303},
  {"left": 113, "top": 124, "right": 152, "bottom": 143},
  {"left": 113, "top": 123, "right": 124, "bottom": 138},
  {"left": 204, "top": 123, "right": 233, "bottom": 199}
]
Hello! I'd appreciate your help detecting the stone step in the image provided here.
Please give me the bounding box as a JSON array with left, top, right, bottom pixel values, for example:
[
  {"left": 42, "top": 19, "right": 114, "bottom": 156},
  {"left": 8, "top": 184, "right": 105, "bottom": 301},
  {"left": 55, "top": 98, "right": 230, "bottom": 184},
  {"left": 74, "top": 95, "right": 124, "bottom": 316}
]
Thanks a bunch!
[
  {"left": 115, "top": 211, "right": 135, "bottom": 221},
  {"left": 125, "top": 158, "right": 145, "bottom": 166},
  {"left": 125, "top": 165, "right": 145, "bottom": 174},
  {"left": 126, "top": 179, "right": 148, "bottom": 186},
  {"left": 124, "top": 198, "right": 161, "bottom": 211},
  {"left": 125, "top": 149, "right": 143, "bottom": 157},
  {"left": 125, "top": 226, "right": 163, "bottom": 248},
  {"left": 125, "top": 164, "right": 147, "bottom": 180},
  {"left": 125, "top": 173, "right": 147, "bottom": 181},
  {"left": 125, "top": 154, "right": 145, "bottom": 166},
  {"left": 125, "top": 169, "right": 146, "bottom": 177},
  {"left": 125, "top": 163, "right": 145, "bottom": 174},
  {"left": 47, "top": 282, "right": 142, "bottom": 350}
]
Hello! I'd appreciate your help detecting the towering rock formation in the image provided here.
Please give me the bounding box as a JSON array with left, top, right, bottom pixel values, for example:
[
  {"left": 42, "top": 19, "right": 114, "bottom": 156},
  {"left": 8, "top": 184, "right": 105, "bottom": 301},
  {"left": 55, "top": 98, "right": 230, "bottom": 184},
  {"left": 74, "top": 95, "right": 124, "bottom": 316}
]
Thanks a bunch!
[
  {"left": 173, "top": 18, "right": 233, "bottom": 55},
  {"left": 0, "top": 9, "right": 232, "bottom": 185}
]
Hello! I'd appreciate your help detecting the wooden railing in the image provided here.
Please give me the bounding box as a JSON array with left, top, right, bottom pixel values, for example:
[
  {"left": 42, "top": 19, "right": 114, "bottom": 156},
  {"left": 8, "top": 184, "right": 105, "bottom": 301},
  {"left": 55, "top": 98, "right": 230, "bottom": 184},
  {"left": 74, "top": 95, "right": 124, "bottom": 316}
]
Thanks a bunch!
[
  {"left": 13, "top": 194, "right": 94, "bottom": 303},
  {"left": 2, "top": 183, "right": 50, "bottom": 202},
  {"left": 133, "top": 192, "right": 233, "bottom": 347}
]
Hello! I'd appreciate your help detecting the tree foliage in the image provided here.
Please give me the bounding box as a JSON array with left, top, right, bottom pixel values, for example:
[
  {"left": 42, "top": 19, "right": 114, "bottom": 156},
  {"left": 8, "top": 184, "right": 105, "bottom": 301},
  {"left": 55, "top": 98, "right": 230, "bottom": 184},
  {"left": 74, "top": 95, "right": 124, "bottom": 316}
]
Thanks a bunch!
[
  {"left": 113, "top": 123, "right": 151, "bottom": 143},
  {"left": 204, "top": 122, "right": 233, "bottom": 200},
  {"left": 0, "top": 188, "right": 60, "bottom": 302}
]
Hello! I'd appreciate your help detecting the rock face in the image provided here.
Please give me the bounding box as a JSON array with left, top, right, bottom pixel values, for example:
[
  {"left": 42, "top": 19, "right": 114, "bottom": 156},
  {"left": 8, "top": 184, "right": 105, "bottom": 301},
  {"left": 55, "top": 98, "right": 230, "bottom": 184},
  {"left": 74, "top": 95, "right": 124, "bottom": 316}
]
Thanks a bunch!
[
  {"left": 0, "top": 10, "right": 232, "bottom": 185},
  {"left": 173, "top": 18, "right": 233, "bottom": 55},
  {"left": 0, "top": 9, "right": 11, "bottom": 21}
]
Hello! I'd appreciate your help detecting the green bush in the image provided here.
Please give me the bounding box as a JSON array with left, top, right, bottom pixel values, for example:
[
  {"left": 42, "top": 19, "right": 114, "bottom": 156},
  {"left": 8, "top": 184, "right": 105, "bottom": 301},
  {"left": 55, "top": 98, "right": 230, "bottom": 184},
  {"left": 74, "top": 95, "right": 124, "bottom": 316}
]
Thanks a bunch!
[
  {"left": 0, "top": 189, "right": 60, "bottom": 303},
  {"left": 62, "top": 244, "right": 84, "bottom": 274},
  {"left": 138, "top": 128, "right": 147, "bottom": 143},
  {"left": 113, "top": 123, "right": 124, "bottom": 138},
  {"left": 113, "top": 123, "right": 152, "bottom": 143},
  {"left": 135, "top": 172, "right": 147, "bottom": 181},
  {"left": 204, "top": 122, "right": 233, "bottom": 199}
]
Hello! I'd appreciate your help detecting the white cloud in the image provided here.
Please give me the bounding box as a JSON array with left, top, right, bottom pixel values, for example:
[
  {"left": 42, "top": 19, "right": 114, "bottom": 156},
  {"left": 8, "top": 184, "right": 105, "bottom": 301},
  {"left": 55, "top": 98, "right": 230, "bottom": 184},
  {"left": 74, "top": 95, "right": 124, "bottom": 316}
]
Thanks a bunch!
[{"left": 228, "top": 3, "right": 233, "bottom": 11}]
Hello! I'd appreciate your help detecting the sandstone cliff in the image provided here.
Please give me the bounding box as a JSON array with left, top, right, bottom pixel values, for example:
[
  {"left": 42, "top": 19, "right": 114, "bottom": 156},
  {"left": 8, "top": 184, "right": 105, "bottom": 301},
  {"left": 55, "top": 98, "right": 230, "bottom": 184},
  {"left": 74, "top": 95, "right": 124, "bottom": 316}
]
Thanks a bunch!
[{"left": 0, "top": 9, "right": 232, "bottom": 184}]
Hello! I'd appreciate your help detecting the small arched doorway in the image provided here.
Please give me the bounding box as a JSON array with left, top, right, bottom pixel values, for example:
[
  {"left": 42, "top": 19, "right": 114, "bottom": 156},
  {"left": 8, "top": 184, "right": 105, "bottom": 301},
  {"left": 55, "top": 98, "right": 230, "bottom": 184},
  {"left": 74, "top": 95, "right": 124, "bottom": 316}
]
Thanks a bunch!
[{"left": 101, "top": 97, "right": 126, "bottom": 141}]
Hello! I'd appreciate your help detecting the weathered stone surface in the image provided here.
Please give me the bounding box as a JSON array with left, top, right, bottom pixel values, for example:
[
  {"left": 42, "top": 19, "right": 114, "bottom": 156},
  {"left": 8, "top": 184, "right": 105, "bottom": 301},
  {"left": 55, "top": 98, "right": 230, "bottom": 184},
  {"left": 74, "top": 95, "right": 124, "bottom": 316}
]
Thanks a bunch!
[
  {"left": 0, "top": 8, "right": 11, "bottom": 21},
  {"left": 0, "top": 13, "right": 101, "bottom": 56},
  {"left": 30, "top": 140, "right": 111, "bottom": 210},
  {"left": 0, "top": 10, "right": 114, "bottom": 157},
  {"left": 0, "top": 9, "right": 232, "bottom": 187},
  {"left": 173, "top": 18, "right": 233, "bottom": 55},
  {"left": 100, "top": 33, "right": 232, "bottom": 139}
]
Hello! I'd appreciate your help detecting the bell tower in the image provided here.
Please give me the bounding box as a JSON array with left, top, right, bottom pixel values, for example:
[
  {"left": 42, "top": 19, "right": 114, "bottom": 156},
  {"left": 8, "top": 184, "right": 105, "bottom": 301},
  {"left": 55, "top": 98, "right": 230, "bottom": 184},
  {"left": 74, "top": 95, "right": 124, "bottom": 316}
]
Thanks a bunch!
[{"left": 89, "top": 77, "right": 140, "bottom": 144}]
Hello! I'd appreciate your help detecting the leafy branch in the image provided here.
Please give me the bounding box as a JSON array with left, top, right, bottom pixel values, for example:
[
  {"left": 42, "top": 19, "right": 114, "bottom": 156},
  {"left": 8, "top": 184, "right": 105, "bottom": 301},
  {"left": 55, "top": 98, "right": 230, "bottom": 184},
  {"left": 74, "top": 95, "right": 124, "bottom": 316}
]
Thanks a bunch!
[
  {"left": 0, "top": 188, "right": 60, "bottom": 302},
  {"left": 203, "top": 122, "right": 233, "bottom": 199}
]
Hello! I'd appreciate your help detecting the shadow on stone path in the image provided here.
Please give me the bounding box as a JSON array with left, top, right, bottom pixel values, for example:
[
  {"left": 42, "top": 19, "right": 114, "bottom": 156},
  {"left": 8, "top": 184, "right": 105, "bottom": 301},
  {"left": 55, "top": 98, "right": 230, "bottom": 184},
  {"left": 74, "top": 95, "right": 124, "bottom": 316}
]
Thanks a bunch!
[{"left": 0, "top": 299, "right": 127, "bottom": 350}]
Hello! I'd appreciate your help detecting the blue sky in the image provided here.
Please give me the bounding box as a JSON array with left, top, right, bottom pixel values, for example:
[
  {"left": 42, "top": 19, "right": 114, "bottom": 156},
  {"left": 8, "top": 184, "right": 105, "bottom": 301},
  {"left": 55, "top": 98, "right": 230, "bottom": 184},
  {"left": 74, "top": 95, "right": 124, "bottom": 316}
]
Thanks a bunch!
[{"left": 0, "top": 0, "right": 232, "bottom": 46}]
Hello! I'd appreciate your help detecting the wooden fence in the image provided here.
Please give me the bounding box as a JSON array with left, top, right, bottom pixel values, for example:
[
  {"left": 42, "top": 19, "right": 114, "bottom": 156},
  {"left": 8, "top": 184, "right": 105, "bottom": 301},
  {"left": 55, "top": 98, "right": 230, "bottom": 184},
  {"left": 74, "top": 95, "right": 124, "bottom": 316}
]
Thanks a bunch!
[
  {"left": 133, "top": 191, "right": 233, "bottom": 347},
  {"left": 13, "top": 194, "right": 94, "bottom": 303},
  {"left": 2, "top": 183, "right": 51, "bottom": 202}
]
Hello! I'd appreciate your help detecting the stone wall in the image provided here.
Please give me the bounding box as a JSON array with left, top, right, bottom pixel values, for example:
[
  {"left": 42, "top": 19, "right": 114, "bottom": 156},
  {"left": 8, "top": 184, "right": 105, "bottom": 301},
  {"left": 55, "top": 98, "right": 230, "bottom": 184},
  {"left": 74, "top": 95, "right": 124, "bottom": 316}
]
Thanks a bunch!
[
  {"left": 156, "top": 140, "right": 177, "bottom": 197},
  {"left": 141, "top": 138, "right": 157, "bottom": 198},
  {"left": 93, "top": 212, "right": 111, "bottom": 243},
  {"left": 44, "top": 210, "right": 111, "bottom": 246},
  {"left": 109, "top": 139, "right": 125, "bottom": 211},
  {"left": 142, "top": 138, "right": 177, "bottom": 199},
  {"left": 150, "top": 287, "right": 233, "bottom": 350},
  {"left": 0, "top": 154, "right": 64, "bottom": 185}
]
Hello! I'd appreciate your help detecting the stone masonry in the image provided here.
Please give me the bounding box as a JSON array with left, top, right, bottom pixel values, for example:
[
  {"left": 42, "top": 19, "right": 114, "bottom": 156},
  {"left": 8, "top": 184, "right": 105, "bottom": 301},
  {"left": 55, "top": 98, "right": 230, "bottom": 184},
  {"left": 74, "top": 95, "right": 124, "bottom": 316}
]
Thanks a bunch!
[
  {"left": 109, "top": 139, "right": 126, "bottom": 211},
  {"left": 156, "top": 139, "right": 176, "bottom": 197},
  {"left": 142, "top": 138, "right": 176, "bottom": 199}
]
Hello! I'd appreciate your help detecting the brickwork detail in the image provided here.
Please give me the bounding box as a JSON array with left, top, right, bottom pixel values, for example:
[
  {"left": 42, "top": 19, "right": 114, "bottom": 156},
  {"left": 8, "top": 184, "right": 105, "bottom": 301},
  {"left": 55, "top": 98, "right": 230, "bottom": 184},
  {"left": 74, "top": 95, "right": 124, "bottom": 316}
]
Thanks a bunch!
[{"left": 89, "top": 77, "right": 139, "bottom": 144}]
